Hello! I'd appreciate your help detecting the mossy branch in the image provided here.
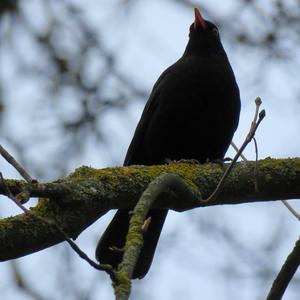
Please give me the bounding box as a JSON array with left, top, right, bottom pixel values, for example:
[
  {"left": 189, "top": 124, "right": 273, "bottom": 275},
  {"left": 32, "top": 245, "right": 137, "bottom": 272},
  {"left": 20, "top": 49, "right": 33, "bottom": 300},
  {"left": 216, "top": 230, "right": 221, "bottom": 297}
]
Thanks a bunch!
[
  {"left": 113, "top": 173, "right": 200, "bottom": 299},
  {"left": 0, "top": 158, "right": 300, "bottom": 261}
]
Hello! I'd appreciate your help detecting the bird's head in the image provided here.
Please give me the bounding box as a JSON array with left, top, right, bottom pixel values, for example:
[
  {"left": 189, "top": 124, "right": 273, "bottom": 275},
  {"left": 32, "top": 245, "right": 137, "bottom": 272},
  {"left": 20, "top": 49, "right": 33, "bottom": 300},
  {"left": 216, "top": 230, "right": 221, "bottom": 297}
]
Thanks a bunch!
[{"left": 184, "top": 8, "right": 224, "bottom": 56}]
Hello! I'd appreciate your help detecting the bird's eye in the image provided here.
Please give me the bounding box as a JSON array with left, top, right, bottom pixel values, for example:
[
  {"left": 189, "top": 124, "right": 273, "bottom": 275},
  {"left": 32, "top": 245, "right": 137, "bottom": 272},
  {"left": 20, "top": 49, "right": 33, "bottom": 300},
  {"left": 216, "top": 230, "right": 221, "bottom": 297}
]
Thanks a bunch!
[{"left": 212, "top": 27, "right": 219, "bottom": 36}]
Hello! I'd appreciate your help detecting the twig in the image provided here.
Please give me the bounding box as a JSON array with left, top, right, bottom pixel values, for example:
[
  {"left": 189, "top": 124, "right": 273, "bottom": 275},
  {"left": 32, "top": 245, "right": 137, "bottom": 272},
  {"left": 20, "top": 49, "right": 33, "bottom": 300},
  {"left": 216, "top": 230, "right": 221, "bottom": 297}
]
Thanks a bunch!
[
  {"left": 0, "top": 180, "right": 71, "bottom": 199},
  {"left": 232, "top": 124, "right": 300, "bottom": 220},
  {"left": 202, "top": 97, "right": 265, "bottom": 203},
  {"left": 11, "top": 261, "right": 46, "bottom": 300},
  {"left": 0, "top": 144, "right": 35, "bottom": 183},
  {"left": 266, "top": 237, "right": 300, "bottom": 300},
  {"left": 253, "top": 137, "right": 259, "bottom": 192},
  {"left": 281, "top": 201, "right": 300, "bottom": 221},
  {"left": 231, "top": 141, "right": 247, "bottom": 161},
  {"left": 114, "top": 173, "right": 199, "bottom": 300},
  {"left": 0, "top": 172, "right": 29, "bottom": 212},
  {"left": 0, "top": 173, "right": 113, "bottom": 276},
  {"left": 253, "top": 97, "right": 261, "bottom": 123},
  {"left": 46, "top": 218, "right": 114, "bottom": 274}
]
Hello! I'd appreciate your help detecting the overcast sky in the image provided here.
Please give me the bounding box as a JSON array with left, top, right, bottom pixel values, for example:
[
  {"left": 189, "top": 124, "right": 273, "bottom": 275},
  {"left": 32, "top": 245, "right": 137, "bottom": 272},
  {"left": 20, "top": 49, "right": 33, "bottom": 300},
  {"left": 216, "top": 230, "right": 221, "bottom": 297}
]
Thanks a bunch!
[{"left": 1, "top": 1, "right": 300, "bottom": 300}]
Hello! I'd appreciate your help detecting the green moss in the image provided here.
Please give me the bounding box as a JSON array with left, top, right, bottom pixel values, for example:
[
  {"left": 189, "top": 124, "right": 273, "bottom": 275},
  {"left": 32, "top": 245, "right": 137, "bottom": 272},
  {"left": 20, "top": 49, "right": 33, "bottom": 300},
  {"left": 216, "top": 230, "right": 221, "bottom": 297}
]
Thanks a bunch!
[
  {"left": 35, "top": 198, "right": 62, "bottom": 217},
  {"left": 265, "top": 174, "right": 273, "bottom": 183},
  {"left": 113, "top": 271, "right": 131, "bottom": 298},
  {"left": 64, "top": 163, "right": 224, "bottom": 200},
  {"left": 68, "top": 165, "right": 114, "bottom": 181},
  {"left": 15, "top": 190, "right": 30, "bottom": 204},
  {"left": 258, "top": 158, "right": 300, "bottom": 186},
  {"left": 125, "top": 214, "right": 144, "bottom": 251},
  {"left": 66, "top": 165, "right": 137, "bottom": 192}
]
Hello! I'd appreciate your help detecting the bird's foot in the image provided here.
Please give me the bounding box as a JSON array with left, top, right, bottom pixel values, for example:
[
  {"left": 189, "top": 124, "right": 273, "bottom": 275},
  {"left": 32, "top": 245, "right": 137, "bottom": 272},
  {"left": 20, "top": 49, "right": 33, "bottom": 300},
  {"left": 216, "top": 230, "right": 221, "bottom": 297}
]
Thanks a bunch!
[
  {"left": 206, "top": 157, "right": 237, "bottom": 170},
  {"left": 223, "top": 157, "right": 233, "bottom": 162},
  {"left": 205, "top": 158, "right": 226, "bottom": 169},
  {"left": 109, "top": 246, "right": 124, "bottom": 253},
  {"left": 142, "top": 217, "right": 152, "bottom": 232},
  {"left": 165, "top": 158, "right": 200, "bottom": 164}
]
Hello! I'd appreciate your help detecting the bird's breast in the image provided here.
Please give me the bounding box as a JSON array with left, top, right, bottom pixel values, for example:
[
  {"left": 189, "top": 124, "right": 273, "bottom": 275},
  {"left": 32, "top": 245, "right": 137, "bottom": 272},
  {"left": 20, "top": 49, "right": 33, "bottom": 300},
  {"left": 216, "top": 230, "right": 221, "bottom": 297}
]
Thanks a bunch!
[{"left": 138, "top": 56, "right": 240, "bottom": 164}]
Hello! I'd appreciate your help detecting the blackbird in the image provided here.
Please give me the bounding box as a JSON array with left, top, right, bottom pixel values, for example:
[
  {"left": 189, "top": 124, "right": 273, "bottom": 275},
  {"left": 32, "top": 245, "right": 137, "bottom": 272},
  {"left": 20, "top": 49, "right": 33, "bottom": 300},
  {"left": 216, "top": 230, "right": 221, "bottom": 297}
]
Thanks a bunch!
[{"left": 96, "top": 8, "right": 241, "bottom": 279}]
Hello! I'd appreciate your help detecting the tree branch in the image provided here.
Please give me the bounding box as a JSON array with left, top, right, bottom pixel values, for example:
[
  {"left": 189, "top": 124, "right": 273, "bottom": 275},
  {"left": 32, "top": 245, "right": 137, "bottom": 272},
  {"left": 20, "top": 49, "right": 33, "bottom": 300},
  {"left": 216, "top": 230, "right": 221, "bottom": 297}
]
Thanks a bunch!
[
  {"left": 0, "top": 158, "right": 299, "bottom": 261},
  {"left": 203, "top": 97, "right": 265, "bottom": 203},
  {"left": 113, "top": 173, "right": 200, "bottom": 299},
  {"left": 266, "top": 237, "right": 300, "bottom": 300},
  {"left": 0, "top": 144, "right": 35, "bottom": 183}
]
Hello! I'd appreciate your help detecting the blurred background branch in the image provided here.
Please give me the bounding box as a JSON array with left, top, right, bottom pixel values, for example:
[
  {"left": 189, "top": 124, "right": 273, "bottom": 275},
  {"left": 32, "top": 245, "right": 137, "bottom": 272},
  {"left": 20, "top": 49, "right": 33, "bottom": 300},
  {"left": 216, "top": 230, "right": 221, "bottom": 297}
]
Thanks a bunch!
[{"left": 1, "top": 1, "right": 300, "bottom": 299}]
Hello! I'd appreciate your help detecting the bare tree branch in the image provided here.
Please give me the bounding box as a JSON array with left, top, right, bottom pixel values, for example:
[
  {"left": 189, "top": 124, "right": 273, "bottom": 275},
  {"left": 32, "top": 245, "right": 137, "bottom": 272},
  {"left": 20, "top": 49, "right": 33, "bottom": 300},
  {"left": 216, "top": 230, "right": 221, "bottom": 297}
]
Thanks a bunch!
[
  {"left": 0, "top": 144, "right": 35, "bottom": 183},
  {"left": 266, "top": 237, "right": 300, "bottom": 300}
]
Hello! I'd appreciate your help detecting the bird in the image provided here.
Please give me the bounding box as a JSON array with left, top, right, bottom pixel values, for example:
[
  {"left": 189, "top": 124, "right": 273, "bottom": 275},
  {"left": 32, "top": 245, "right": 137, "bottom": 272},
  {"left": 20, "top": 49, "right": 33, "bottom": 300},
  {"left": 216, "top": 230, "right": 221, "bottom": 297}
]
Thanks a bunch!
[{"left": 96, "top": 7, "right": 241, "bottom": 279}]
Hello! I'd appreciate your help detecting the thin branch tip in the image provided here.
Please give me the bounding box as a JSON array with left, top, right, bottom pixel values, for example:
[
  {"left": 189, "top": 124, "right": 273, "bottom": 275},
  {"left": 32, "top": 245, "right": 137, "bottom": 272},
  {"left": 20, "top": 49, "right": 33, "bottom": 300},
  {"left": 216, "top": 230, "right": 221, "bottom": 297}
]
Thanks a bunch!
[
  {"left": 255, "top": 96, "right": 262, "bottom": 106},
  {"left": 0, "top": 144, "right": 34, "bottom": 183},
  {"left": 202, "top": 98, "right": 265, "bottom": 203},
  {"left": 259, "top": 109, "right": 266, "bottom": 119}
]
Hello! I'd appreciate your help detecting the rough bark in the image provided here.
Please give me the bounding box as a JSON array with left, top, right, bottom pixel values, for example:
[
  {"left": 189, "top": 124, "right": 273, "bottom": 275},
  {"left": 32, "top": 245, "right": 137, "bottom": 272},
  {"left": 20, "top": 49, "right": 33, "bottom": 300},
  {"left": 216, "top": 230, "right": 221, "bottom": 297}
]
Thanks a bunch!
[{"left": 0, "top": 158, "right": 299, "bottom": 261}]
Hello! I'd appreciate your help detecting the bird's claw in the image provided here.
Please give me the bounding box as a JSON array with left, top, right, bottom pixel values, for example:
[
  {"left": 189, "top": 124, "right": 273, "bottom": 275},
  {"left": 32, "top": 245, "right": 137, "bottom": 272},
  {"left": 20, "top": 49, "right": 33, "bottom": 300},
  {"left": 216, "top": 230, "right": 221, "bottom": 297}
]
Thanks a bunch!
[
  {"left": 205, "top": 158, "right": 226, "bottom": 169},
  {"left": 142, "top": 217, "right": 152, "bottom": 232},
  {"left": 165, "top": 158, "right": 200, "bottom": 164},
  {"left": 223, "top": 157, "right": 233, "bottom": 162},
  {"left": 109, "top": 246, "right": 124, "bottom": 253}
]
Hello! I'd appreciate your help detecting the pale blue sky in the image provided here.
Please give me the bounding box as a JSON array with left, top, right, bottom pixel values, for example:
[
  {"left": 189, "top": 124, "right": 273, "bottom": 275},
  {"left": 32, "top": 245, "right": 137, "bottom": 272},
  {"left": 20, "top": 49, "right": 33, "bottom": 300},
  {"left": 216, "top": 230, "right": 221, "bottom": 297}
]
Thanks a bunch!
[{"left": 1, "top": 1, "right": 300, "bottom": 299}]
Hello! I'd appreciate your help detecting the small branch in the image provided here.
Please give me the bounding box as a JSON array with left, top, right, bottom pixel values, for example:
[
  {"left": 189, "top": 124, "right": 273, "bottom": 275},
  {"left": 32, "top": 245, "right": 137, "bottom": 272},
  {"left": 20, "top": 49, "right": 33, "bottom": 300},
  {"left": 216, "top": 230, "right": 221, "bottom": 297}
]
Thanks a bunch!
[
  {"left": 113, "top": 173, "right": 199, "bottom": 300},
  {"left": 281, "top": 201, "right": 300, "bottom": 221},
  {"left": 0, "top": 144, "right": 35, "bottom": 183},
  {"left": 0, "top": 180, "right": 71, "bottom": 198},
  {"left": 253, "top": 96, "right": 261, "bottom": 123},
  {"left": 0, "top": 173, "right": 113, "bottom": 275},
  {"left": 253, "top": 137, "right": 259, "bottom": 192},
  {"left": 266, "top": 237, "right": 300, "bottom": 300},
  {"left": 11, "top": 261, "right": 46, "bottom": 300},
  {"left": 231, "top": 141, "right": 247, "bottom": 161},
  {"left": 49, "top": 219, "right": 114, "bottom": 274},
  {"left": 0, "top": 173, "right": 29, "bottom": 212},
  {"left": 231, "top": 114, "right": 300, "bottom": 221},
  {"left": 202, "top": 97, "right": 265, "bottom": 203}
]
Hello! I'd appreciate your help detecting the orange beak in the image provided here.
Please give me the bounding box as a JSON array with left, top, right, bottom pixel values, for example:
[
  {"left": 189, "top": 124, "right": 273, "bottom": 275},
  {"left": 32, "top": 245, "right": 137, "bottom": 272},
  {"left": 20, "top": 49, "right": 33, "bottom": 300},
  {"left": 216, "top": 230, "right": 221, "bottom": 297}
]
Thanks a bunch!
[{"left": 194, "top": 8, "right": 206, "bottom": 29}]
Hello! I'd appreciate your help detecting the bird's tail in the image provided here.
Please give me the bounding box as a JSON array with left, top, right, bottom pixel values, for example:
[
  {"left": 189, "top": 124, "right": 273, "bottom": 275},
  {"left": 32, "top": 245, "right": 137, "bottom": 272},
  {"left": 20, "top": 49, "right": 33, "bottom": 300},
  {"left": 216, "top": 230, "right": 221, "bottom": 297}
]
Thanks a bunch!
[{"left": 95, "top": 209, "right": 168, "bottom": 279}]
